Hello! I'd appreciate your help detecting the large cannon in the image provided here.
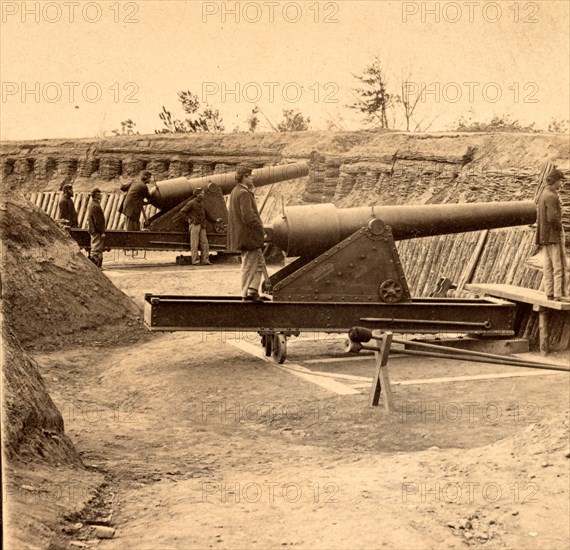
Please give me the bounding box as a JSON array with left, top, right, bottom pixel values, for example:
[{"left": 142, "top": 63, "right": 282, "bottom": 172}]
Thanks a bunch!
[
  {"left": 144, "top": 161, "right": 309, "bottom": 235},
  {"left": 144, "top": 200, "right": 537, "bottom": 362},
  {"left": 68, "top": 161, "right": 309, "bottom": 253},
  {"left": 266, "top": 201, "right": 536, "bottom": 303},
  {"left": 149, "top": 162, "right": 310, "bottom": 212}
]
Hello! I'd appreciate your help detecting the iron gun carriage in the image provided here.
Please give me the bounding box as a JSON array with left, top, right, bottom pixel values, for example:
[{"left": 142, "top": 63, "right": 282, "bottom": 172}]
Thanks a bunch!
[{"left": 144, "top": 200, "right": 537, "bottom": 362}]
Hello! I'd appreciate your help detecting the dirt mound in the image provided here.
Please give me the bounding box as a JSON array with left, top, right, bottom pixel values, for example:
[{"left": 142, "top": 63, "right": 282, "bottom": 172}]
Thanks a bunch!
[
  {"left": 0, "top": 191, "right": 144, "bottom": 351},
  {"left": 1, "top": 320, "right": 79, "bottom": 464},
  {"left": 495, "top": 409, "right": 570, "bottom": 459}
]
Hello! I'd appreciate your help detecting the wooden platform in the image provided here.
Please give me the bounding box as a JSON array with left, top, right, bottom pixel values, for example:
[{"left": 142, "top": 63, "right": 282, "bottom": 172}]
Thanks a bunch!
[
  {"left": 465, "top": 284, "right": 570, "bottom": 311},
  {"left": 465, "top": 283, "right": 570, "bottom": 355}
]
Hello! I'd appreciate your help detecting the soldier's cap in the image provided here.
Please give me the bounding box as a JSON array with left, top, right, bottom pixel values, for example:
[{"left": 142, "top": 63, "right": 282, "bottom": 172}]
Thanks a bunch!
[
  {"left": 546, "top": 169, "right": 565, "bottom": 185},
  {"left": 62, "top": 183, "right": 73, "bottom": 192},
  {"left": 91, "top": 188, "right": 102, "bottom": 197},
  {"left": 236, "top": 163, "right": 255, "bottom": 178},
  {"left": 193, "top": 188, "right": 204, "bottom": 197}
]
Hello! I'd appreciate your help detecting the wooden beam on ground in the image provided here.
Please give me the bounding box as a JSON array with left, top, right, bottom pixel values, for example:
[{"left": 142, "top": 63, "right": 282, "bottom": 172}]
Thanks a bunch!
[
  {"left": 348, "top": 368, "right": 565, "bottom": 389},
  {"left": 226, "top": 339, "right": 360, "bottom": 396}
]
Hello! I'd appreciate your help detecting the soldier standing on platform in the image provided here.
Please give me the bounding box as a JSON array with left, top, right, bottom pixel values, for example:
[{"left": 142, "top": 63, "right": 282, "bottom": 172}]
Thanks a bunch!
[
  {"left": 536, "top": 169, "right": 569, "bottom": 301},
  {"left": 227, "top": 163, "right": 269, "bottom": 301}
]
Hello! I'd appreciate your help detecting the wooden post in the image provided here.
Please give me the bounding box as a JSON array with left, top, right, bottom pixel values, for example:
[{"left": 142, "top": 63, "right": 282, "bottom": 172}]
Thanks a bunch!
[
  {"left": 534, "top": 305, "right": 549, "bottom": 355},
  {"left": 369, "top": 332, "right": 394, "bottom": 411}
]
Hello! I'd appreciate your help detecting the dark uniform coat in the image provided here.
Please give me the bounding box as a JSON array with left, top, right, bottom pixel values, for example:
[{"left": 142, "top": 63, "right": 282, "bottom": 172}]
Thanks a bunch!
[
  {"left": 227, "top": 184, "right": 264, "bottom": 252},
  {"left": 58, "top": 196, "right": 78, "bottom": 227},
  {"left": 122, "top": 181, "right": 151, "bottom": 220},
  {"left": 181, "top": 197, "right": 207, "bottom": 226},
  {"left": 536, "top": 187, "right": 562, "bottom": 245},
  {"left": 87, "top": 200, "right": 106, "bottom": 235}
]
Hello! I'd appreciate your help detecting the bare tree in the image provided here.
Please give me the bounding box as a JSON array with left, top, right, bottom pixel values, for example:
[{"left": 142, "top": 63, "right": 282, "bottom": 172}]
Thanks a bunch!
[{"left": 398, "top": 69, "right": 425, "bottom": 132}]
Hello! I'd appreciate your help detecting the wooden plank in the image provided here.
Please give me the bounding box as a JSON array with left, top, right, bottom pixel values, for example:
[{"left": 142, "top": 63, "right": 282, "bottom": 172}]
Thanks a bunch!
[
  {"left": 369, "top": 332, "right": 394, "bottom": 410},
  {"left": 226, "top": 339, "right": 360, "bottom": 396},
  {"left": 349, "top": 369, "right": 565, "bottom": 389},
  {"left": 109, "top": 194, "right": 121, "bottom": 230},
  {"left": 37, "top": 192, "right": 48, "bottom": 211},
  {"left": 466, "top": 283, "right": 570, "bottom": 311},
  {"left": 301, "top": 370, "right": 372, "bottom": 382},
  {"left": 45, "top": 192, "right": 56, "bottom": 217},
  {"left": 77, "top": 193, "right": 89, "bottom": 228},
  {"left": 48, "top": 192, "right": 60, "bottom": 218},
  {"left": 303, "top": 355, "right": 375, "bottom": 364}
]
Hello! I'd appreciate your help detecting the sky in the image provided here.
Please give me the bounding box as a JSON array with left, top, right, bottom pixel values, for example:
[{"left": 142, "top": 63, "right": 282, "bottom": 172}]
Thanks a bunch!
[{"left": 1, "top": 0, "right": 569, "bottom": 140}]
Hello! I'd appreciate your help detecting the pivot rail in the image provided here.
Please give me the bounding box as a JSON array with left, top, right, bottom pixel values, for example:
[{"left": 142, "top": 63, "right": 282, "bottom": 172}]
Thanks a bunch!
[
  {"left": 144, "top": 295, "right": 515, "bottom": 334},
  {"left": 69, "top": 229, "right": 228, "bottom": 252},
  {"left": 143, "top": 295, "right": 517, "bottom": 364}
]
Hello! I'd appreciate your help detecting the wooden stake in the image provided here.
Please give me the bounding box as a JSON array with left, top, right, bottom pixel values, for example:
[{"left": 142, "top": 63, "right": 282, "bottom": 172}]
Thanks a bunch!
[{"left": 369, "top": 332, "right": 394, "bottom": 411}]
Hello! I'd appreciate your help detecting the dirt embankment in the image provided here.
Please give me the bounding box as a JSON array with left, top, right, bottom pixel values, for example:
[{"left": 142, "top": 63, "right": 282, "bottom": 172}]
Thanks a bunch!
[
  {"left": 1, "top": 321, "right": 79, "bottom": 464},
  {"left": 0, "top": 191, "right": 145, "bottom": 351},
  {"left": 0, "top": 191, "right": 143, "bottom": 547},
  {"left": 2, "top": 130, "right": 569, "bottom": 234},
  {"left": 1, "top": 131, "right": 567, "bottom": 197}
]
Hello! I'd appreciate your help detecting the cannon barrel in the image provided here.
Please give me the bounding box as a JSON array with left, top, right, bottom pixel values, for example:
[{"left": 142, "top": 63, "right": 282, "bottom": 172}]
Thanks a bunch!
[
  {"left": 150, "top": 161, "right": 309, "bottom": 211},
  {"left": 271, "top": 201, "right": 537, "bottom": 258}
]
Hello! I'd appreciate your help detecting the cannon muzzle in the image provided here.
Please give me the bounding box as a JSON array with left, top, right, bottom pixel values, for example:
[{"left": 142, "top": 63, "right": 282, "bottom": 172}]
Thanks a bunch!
[
  {"left": 150, "top": 161, "right": 309, "bottom": 211},
  {"left": 271, "top": 201, "right": 537, "bottom": 258}
]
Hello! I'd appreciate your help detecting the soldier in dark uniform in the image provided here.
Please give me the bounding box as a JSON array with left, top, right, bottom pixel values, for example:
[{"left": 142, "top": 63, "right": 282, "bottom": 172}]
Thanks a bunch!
[
  {"left": 121, "top": 170, "right": 153, "bottom": 230},
  {"left": 57, "top": 183, "right": 78, "bottom": 228},
  {"left": 87, "top": 188, "right": 106, "bottom": 268},
  {"left": 180, "top": 188, "right": 212, "bottom": 265},
  {"left": 227, "top": 163, "right": 268, "bottom": 301}
]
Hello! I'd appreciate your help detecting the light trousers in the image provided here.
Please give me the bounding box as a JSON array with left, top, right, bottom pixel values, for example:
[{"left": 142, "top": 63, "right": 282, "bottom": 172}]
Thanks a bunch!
[
  {"left": 542, "top": 242, "right": 565, "bottom": 298},
  {"left": 241, "top": 248, "right": 265, "bottom": 297},
  {"left": 190, "top": 224, "right": 209, "bottom": 264}
]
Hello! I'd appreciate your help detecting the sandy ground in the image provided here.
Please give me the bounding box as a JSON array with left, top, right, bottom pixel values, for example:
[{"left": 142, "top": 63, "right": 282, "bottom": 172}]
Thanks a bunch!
[{"left": 4, "top": 251, "right": 570, "bottom": 550}]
